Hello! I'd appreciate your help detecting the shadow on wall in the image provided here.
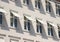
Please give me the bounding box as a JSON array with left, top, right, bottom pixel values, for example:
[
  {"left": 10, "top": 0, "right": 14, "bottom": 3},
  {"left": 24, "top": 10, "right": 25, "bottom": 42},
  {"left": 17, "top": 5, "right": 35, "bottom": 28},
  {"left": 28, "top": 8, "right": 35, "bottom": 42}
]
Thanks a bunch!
[
  {"left": 1, "top": 13, "right": 9, "bottom": 31},
  {"left": 50, "top": 6, "right": 56, "bottom": 18},
  {"left": 16, "top": 18, "right": 23, "bottom": 34},
  {"left": 1, "top": 0, "right": 9, "bottom": 3},
  {"left": 15, "top": 0, "right": 22, "bottom": 7},
  {"left": 39, "top": 2, "right": 45, "bottom": 14},
  {"left": 41, "top": 25, "right": 48, "bottom": 39},
  {"left": 29, "top": 21, "right": 36, "bottom": 36},
  {"left": 27, "top": 0, "right": 35, "bottom": 11},
  {"left": 53, "top": 28, "right": 59, "bottom": 41}
]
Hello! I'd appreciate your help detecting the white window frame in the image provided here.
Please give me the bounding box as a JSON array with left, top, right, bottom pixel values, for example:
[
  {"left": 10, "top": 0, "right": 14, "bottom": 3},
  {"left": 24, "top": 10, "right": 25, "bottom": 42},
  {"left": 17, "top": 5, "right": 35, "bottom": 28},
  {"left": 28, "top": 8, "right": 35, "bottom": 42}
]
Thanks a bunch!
[
  {"left": 35, "top": 0, "right": 41, "bottom": 9},
  {"left": 23, "top": 0, "right": 29, "bottom": 5},
  {"left": 24, "top": 16, "right": 31, "bottom": 31},
  {"left": 46, "top": 1, "right": 51, "bottom": 13},
  {"left": 47, "top": 23, "right": 53, "bottom": 36},
  {"left": 58, "top": 25, "right": 60, "bottom": 38},
  {"left": 36, "top": 20, "right": 42, "bottom": 34},
  {"left": 10, "top": 12, "right": 18, "bottom": 28},
  {"left": 56, "top": 4, "right": 60, "bottom": 16}
]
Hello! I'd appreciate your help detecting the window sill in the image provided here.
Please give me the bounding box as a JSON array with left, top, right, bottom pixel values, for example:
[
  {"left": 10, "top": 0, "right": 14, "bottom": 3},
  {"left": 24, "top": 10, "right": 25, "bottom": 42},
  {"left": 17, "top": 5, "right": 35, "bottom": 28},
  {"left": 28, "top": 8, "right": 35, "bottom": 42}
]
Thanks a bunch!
[
  {"left": 35, "top": 8, "right": 40, "bottom": 10},
  {"left": 0, "top": 24, "right": 5, "bottom": 28},
  {"left": 36, "top": 33, "right": 42, "bottom": 35},
  {"left": 47, "top": 35, "right": 53, "bottom": 38},
  {"left": 23, "top": 4, "right": 28, "bottom": 6},
  {"left": 23, "top": 30, "right": 29, "bottom": 33},
  {"left": 9, "top": 26, "right": 16, "bottom": 30},
  {"left": 56, "top": 14, "right": 60, "bottom": 17},
  {"left": 46, "top": 11, "right": 51, "bottom": 14}
]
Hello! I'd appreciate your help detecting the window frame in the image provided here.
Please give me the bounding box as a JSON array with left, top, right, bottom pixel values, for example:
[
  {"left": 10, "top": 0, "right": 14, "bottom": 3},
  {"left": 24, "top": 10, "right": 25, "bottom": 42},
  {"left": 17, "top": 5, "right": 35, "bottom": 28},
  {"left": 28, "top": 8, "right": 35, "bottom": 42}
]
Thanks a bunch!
[
  {"left": 10, "top": 12, "right": 18, "bottom": 28},
  {"left": 35, "top": 0, "right": 41, "bottom": 9},
  {"left": 58, "top": 25, "right": 60, "bottom": 38},
  {"left": 24, "top": 16, "right": 31, "bottom": 31},
  {"left": 36, "top": 20, "right": 42, "bottom": 34},
  {"left": 47, "top": 23, "right": 53, "bottom": 36},
  {"left": 23, "top": 0, "right": 29, "bottom": 5},
  {"left": 56, "top": 4, "right": 60, "bottom": 16},
  {"left": 46, "top": 1, "right": 51, "bottom": 13}
]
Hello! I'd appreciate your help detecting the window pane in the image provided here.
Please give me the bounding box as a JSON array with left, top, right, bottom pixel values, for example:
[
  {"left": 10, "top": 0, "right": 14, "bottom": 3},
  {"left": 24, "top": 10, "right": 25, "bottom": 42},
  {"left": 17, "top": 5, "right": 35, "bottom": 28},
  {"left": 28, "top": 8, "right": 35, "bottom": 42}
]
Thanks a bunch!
[
  {"left": 14, "top": 18, "right": 17, "bottom": 28},
  {"left": 48, "top": 28, "right": 50, "bottom": 35},
  {"left": 27, "top": 0, "right": 29, "bottom": 5},
  {"left": 35, "top": 0, "right": 37, "bottom": 8},
  {"left": 10, "top": 18, "right": 13, "bottom": 27},
  {"left": 59, "top": 31, "right": 60, "bottom": 38},
  {"left": 40, "top": 25, "right": 42, "bottom": 33},
  {"left": 38, "top": 1, "right": 40, "bottom": 9},
  {"left": 0, "top": 15, "right": 2, "bottom": 24},
  {"left": 59, "top": 9, "right": 60, "bottom": 15},
  {"left": 37, "top": 25, "right": 39, "bottom": 32},
  {"left": 49, "top": 4, "right": 51, "bottom": 12},
  {"left": 23, "top": 0, "right": 25, "bottom": 3},
  {"left": 24, "top": 21, "right": 27, "bottom": 29},
  {"left": 28, "top": 21, "right": 30, "bottom": 31},
  {"left": 51, "top": 28, "right": 53, "bottom": 36}
]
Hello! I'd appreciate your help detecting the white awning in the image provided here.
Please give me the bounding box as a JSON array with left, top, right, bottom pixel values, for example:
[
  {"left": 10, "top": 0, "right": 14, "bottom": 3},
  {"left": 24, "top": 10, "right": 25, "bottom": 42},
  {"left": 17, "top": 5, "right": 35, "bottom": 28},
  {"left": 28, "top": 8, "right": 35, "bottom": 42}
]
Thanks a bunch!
[
  {"left": 37, "top": 19, "right": 46, "bottom": 24},
  {"left": 49, "top": 23, "right": 57, "bottom": 27},
  {"left": 0, "top": 8, "right": 7, "bottom": 13},
  {"left": 25, "top": 16, "right": 35, "bottom": 21},
  {"left": 11, "top": 12, "right": 20, "bottom": 18}
]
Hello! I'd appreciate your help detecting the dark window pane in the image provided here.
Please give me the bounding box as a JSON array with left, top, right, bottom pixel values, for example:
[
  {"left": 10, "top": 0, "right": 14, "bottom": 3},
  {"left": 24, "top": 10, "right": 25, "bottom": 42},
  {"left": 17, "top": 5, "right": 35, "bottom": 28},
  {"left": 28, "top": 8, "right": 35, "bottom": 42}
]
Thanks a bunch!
[
  {"left": 0, "top": 15, "right": 2, "bottom": 24},
  {"left": 37, "top": 25, "right": 39, "bottom": 32},
  {"left": 28, "top": 21, "right": 30, "bottom": 31},
  {"left": 24, "top": 21, "right": 26, "bottom": 29},
  {"left": 35, "top": 1, "right": 37, "bottom": 8},
  {"left": 27, "top": 0, "right": 29, "bottom": 5},
  {"left": 23, "top": 0, "right": 25, "bottom": 3},
  {"left": 10, "top": 18, "right": 13, "bottom": 26},
  {"left": 48, "top": 28, "right": 50, "bottom": 35},
  {"left": 51, "top": 28, "right": 53, "bottom": 36},
  {"left": 38, "top": 1, "right": 40, "bottom": 9},
  {"left": 59, "top": 9, "right": 60, "bottom": 15},
  {"left": 14, "top": 18, "right": 17, "bottom": 28},
  {"left": 40, "top": 25, "right": 42, "bottom": 33},
  {"left": 49, "top": 5, "right": 51, "bottom": 12},
  {"left": 59, "top": 31, "right": 60, "bottom": 38}
]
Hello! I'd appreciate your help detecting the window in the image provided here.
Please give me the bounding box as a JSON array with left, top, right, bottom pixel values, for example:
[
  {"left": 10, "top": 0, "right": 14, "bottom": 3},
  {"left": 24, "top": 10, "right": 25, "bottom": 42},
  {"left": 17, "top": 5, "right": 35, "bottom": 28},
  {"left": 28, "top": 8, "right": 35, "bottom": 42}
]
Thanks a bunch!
[
  {"left": 56, "top": 5, "right": 60, "bottom": 16},
  {"left": 46, "top": 1, "right": 51, "bottom": 12},
  {"left": 0, "top": 12, "right": 3, "bottom": 24},
  {"left": 47, "top": 23, "right": 53, "bottom": 36},
  {"left": 58, "top": 25, "right": 60, "bottom": 38},
  {"left": 24, "top": 16, "right": 31, "bottom": 31},
  {"left": 35, "top": 0, "right": 41, "bottom": 9},
  {"left": 23, "top": 0, "right": 29, "bottom": 5},
  {"left": 10, "top": 12, "right": 18, "bottom": 28},
  {"left": 36, "top": 20, "right": 42, "bottom": 33}
]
